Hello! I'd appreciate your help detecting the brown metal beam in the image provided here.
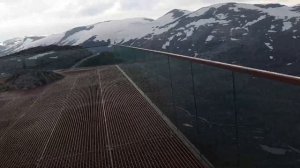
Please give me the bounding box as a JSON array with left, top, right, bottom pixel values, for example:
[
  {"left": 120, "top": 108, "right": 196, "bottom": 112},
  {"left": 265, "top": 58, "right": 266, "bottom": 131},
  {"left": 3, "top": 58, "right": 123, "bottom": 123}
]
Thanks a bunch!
[{"left": 115, "top": 45, "right": 300, "bottom": 86}]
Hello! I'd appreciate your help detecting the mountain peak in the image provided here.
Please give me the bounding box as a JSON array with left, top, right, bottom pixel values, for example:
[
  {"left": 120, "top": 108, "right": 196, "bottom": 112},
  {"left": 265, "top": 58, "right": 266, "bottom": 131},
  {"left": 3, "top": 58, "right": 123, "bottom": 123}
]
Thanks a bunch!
[
  {"left": 166, "top": 9, "right": 190, "bottom": 17},
  {"left": 157, "top": 9, "right": 190, "bottom": 22}
]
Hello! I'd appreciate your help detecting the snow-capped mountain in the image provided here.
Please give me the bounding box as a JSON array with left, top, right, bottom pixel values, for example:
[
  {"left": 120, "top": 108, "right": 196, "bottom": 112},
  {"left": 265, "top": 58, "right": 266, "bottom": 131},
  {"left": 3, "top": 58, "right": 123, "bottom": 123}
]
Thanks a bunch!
[
  {"left": 1, "top": 3, "right": 300, "bottom": 74},
  {"left": 0, "top": 36, "right": 45, "bottom": 56},
  {"left": 130, "top": 3, "right": 300, "bottom": 75},
  {"left": 0, "top": 9, "right": 190, "bottom": 56}
]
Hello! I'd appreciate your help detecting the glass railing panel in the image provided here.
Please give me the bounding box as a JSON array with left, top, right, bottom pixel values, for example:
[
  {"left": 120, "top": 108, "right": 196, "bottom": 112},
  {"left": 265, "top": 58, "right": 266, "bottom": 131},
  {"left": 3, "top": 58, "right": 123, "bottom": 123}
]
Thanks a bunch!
[
  {"left": 0, "top": 47, "right": 95, "bottom": 74},
  {"left": 118, "top": 49, "right": 174, "bottom": 119},
  {"left": 192, "top": 63, "right": 238, "bottom": 167},
  {"left": 235, "top": 73, "right": 300, "bottom": 168},
  {"left": 115, "top": 46, "right": 135, "bottom": 64},
  {"left": 121, "top": 50, "right": 155, "bottom": 92},
  {"left": 169, "top": 57, "right": 197, "bottom": 144},
  {"left": 75, "top": 46, "right": 120, "bottom": 68},
  {"left": 141, "top": 53, "right": 174, "bottom": 119}
]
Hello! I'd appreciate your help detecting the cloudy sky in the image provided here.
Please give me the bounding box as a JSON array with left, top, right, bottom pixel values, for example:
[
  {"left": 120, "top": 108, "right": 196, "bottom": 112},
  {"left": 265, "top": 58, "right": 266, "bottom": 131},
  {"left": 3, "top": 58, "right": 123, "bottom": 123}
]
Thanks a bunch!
[{"left": 0, "top": 0, "right": 299, "bottom": 41}]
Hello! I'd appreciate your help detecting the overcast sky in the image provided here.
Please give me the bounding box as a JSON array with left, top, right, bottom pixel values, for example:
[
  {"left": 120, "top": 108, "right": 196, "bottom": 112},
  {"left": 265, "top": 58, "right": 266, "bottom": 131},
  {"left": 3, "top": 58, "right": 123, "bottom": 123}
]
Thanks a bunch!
[{"left": 0, "top": 0, "right": 299, "bottom": 42}]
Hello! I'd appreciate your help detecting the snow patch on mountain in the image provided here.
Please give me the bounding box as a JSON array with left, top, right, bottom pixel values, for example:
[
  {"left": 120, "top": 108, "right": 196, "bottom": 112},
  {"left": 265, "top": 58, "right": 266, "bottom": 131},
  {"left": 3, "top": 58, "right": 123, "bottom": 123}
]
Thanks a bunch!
[
  {"left": 216, "top": 13, "right": 228, "bottom": 20},
  {"left": 162, "top": 36, "right": 174, "bottom": 49},
  {"left": 176, "top": 32, "right": 183, "bottom": 36},
  {"left": 244, "top": 15, "right": 267, "bottom": 27},
  {"left": 28, "top": 51, "right": 55, "bottom": 60},
  {"left": 265, "top": 42, "right": 273, "bottom": 50},
  {"left": 231, "top": 38, "right": 239, "bottom": 41},
  {"left": 181, "top": 27, "right": 194, "bottom": 40},
  {"left": 282, "top": 22, "right": 293, "bottom": 31},
  {"left": 152, "top": 21, "right": 179, "bottom": 36},
  {"left": 206, "top": 35, "right": 214, "bottom": 42},
  {"left": 186, "top": 18, "right": 230, "bottom": 30},
  {"left": 260, "top": 144, "right": 287, "bottom": 155}
]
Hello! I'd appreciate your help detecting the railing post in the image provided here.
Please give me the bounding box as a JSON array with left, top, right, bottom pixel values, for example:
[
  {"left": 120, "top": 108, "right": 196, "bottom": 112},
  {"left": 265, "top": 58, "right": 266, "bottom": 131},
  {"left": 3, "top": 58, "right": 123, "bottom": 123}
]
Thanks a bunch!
[
  {"left": 167, "top": 56, "right": 177, "bottom": 127},
  {"left": 232, "top": 72, "right": 240, "bottom": 167},
  {"left": 190, "top": 61, "right": 199, "bottom": 121},
  {"left": 134, "top": 49, "right": 137, "bottom": 63},
  {"left": 190, "top": 61, "right": 199, "bottom": 145}
]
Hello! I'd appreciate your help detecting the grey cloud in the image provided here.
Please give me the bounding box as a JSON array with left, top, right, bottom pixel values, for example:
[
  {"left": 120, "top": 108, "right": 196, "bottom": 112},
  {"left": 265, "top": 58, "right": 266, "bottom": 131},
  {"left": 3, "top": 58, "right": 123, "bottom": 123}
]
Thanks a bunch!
[
  {"left": 79, "top": 2, "right": 115, "bottom": 16},
  {"left": 120, "top": 0, "right": 159, "bottom": 10},
  {"left": 0, "top": 0, "right": 299, "bottom": 41}
]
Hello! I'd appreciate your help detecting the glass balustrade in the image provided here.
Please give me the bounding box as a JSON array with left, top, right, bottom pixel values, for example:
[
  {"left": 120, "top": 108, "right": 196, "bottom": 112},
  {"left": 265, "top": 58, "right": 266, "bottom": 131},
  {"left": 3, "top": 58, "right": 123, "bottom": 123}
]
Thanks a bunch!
[{"left": 113, "top": 45, "right": 300, "bottom": 168}]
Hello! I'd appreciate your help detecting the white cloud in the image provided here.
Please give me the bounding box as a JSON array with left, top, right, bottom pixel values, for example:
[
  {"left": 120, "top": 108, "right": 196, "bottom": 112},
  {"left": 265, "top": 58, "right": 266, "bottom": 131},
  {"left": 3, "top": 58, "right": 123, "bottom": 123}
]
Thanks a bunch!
[{"left": 0, "top": 0, "right": 299, "bottom": 41}]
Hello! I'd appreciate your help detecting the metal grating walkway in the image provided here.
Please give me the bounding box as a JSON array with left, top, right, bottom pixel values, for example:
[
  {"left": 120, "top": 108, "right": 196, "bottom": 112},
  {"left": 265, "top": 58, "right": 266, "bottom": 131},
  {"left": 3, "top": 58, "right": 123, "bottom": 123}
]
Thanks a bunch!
[{"left": 0, "top": 66, "right": 206, "bottom": 168}]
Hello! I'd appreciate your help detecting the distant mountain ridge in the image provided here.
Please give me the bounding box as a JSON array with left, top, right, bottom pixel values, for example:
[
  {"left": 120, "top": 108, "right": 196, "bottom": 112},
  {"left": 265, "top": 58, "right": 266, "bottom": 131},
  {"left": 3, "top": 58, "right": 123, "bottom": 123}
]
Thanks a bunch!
[
  {"left": 0, "top": 8, "right": 191, "bottom": 55},
  {"left": 0, "top": 36, "right": 45, "bottom": 56},
  {"left": 1, "top": 3, "right": 300, "bottom": 75}
]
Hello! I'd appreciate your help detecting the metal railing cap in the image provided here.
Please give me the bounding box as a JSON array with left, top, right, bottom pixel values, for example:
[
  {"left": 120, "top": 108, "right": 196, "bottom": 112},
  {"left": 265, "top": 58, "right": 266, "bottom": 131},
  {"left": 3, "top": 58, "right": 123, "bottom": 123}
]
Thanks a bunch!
[{"left": 115, "top": 44, "right": 300, "bottom": 86}]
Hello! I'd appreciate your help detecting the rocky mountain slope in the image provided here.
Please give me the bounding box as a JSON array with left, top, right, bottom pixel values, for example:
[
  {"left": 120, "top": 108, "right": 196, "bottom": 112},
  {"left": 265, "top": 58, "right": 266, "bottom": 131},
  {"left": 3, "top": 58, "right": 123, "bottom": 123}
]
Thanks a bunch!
[
  {"left": 2, "top": 71, "right": 63, "bottom": 90},
  {"left": 1, "top": 3, "right": 300, "bottom": 75},
  {"left": 132, "top": 3, "right": 300, "bottom": 75}
]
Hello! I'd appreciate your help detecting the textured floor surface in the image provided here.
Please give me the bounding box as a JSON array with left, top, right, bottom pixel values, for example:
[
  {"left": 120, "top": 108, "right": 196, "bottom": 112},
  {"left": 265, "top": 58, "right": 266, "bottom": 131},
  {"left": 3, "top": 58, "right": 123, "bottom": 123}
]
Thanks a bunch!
[{"left": 0, "top": 66, "right": 205, "bottom": 168}]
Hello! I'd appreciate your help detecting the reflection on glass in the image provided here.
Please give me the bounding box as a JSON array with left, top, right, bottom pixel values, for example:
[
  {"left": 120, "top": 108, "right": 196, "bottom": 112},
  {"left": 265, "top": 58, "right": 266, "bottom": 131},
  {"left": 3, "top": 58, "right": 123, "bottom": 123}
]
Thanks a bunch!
[
  {"left": 192, "top": 63, "right": 237, "bottom": 167},
  {"left": 235, "top": 74, "right": 300, "bottom": 168},
  {"left": 169, "top": 57, "right": 197, "bottom": 145},
  {"left": 113, "top": 45, "right": 300, "bottom": 168}
]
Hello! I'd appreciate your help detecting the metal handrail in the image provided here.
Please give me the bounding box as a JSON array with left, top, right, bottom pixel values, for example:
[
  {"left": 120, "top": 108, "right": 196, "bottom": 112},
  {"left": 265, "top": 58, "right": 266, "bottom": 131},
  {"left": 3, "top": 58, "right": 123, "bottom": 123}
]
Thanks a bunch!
[{"left": 116, "top": 45, "right": 300, "bottom": 86}]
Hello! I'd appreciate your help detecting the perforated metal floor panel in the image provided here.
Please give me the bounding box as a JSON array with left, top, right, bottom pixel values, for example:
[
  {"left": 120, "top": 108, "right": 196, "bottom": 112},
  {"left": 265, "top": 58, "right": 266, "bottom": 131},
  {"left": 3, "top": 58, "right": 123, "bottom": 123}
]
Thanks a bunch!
[{"left": 0, "top": 66, "right": 206, "bottom": 168}]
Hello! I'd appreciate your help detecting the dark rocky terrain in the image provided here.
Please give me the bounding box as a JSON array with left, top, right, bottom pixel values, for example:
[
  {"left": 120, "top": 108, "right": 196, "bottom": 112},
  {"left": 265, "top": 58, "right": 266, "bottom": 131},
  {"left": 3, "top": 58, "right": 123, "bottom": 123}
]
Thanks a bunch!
[
  {"left": 4, "top": 70, "right": 63, "bottom": 90},
  {"left": 0, "top": 45, "right": 92, "bottom": 76}
]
